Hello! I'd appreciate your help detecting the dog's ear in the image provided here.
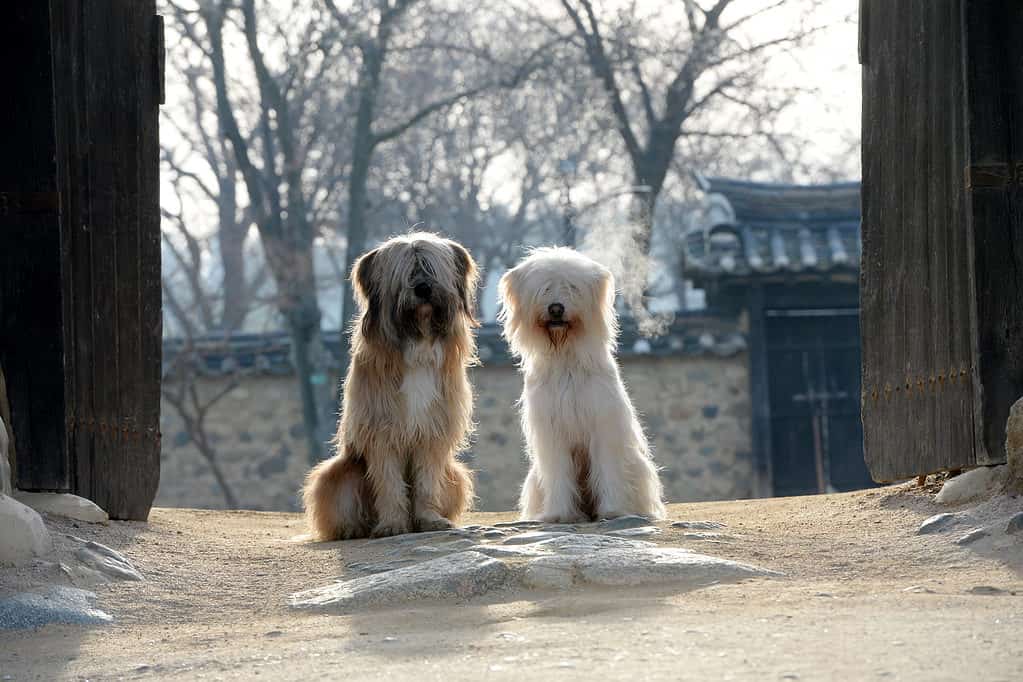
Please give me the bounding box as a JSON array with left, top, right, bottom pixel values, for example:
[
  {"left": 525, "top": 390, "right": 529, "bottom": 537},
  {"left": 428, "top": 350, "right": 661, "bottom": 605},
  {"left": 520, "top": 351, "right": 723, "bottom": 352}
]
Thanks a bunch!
[
  {"left": 350, "top": 247, "right": 378, "bottom": 305},
  {"left": 449, "top": 241, "right": 480, "bottom": 326},
  {"left": 351, "top": 247, "right": 383, "bottom": 342},
  {"left": 497, "top": 264, "right": 521, "bottom": 329},
  {"left": 594, "top": 264, "right": 615, "bottom": 308}
]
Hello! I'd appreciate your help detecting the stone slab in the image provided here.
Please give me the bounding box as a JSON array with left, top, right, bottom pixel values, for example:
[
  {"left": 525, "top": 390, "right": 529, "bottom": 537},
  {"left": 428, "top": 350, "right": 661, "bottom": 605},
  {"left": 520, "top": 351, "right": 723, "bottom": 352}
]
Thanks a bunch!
[
  {"left": 522, "top": 546, "right": 780, "bottom": 590},
  {"left": 0, "top": 586, "right": 112, "bottom": 629},
  {"left": 13, "top": 492, "right": 109, "bottom": 524},
  {"left": 290, "top": 551, "right": 513, "bottom": 611}
]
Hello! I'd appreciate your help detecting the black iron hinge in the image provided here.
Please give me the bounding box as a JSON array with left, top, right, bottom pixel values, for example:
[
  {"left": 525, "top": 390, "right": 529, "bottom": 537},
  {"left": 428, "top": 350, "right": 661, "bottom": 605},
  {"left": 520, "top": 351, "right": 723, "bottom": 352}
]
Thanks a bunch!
[
  {"left": 0, "top": 191, "right": 61, "bottom": 217},
  {"left": 965, "top": 163, "right": 1023, "bottom": 191}
]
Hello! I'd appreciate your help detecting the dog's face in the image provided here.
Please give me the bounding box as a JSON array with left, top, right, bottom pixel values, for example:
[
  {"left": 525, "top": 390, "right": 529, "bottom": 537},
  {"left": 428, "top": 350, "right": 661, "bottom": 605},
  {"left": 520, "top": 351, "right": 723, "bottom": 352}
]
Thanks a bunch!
[
  {"left": 498, "top": 247, "right": 616, "bottom": 357},
  {"left": 351, "top": 232, "right": 479, "bottom": 348}
]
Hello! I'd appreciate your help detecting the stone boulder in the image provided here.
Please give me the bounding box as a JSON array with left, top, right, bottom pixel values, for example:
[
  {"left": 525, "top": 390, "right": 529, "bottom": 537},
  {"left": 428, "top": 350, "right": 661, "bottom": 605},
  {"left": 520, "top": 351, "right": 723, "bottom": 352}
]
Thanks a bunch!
[
  {"left": 291, "top": 551, "right": 512, "bottom": 611},
  {"left": 0, "top": 415, "right": 10, "bottom": 496},
  {"left": 0, "top": 586, "right": 112, "bottom": 629},
  {"left": 1005, "top": 397, "right": 1023, "bottom": 492},
  {"left": 13, "top": 491, "right": 108, "bottom": 524},
  {"left": 0, "top": 494, "right": 52, "bottom": 566},
  {"left": 522, "top": 545, "right": 779, "bottom": 590},
  {"left": 290, "top": 526, "right": 779, "bottom": 612}
]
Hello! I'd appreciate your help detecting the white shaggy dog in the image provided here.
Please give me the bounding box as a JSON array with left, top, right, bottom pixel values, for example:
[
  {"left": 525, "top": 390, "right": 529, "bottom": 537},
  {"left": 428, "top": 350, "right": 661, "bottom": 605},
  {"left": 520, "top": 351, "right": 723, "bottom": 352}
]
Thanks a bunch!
[{"left": 498, "top": 247, "right": 666, "bottom": 523}]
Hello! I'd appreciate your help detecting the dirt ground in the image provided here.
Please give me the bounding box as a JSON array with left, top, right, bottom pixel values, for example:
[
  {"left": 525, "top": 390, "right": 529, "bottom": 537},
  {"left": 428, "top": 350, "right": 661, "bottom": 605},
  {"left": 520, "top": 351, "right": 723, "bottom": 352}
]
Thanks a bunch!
[{"left": 1, "top": 484, "right": 1021, "bottom": 681}]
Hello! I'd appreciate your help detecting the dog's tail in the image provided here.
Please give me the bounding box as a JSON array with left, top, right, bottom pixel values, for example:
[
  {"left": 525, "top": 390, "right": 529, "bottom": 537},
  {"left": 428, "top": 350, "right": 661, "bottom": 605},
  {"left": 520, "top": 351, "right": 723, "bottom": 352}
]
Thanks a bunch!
[
  {"left": 441, "top": 459, "right": 475, "bottom": 521},
  {"left": 302, "top": 452, "right": 372, "bottom": 541}
]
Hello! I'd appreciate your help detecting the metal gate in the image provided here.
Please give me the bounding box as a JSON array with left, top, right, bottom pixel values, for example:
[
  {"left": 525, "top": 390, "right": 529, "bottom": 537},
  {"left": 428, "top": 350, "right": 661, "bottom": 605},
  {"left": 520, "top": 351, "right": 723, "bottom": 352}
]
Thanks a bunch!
[{"left": 766, "top": 309, "right": 872, "bottom": 496}]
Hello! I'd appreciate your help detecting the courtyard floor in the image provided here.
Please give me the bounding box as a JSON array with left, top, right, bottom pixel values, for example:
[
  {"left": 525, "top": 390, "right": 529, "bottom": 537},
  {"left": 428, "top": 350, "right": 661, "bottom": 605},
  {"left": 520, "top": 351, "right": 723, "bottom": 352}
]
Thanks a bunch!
[{"left": 1, "top": 484, "right": 1021, "bottom": 681}]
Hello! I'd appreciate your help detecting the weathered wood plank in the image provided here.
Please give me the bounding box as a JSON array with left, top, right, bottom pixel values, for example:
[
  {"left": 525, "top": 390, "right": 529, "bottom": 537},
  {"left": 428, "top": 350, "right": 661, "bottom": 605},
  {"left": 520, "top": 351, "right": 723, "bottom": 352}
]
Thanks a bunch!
[
  {"left": 962, "top": 0, "right": 1023, "bottom": 464},
  {"left": 0, "top": 4, "right": 71, "bottom": 491},
  {"left": 860, "top": 0, "right": 977, "bottom": 481},
  {"left": 65, "top": 0, "right": 161, "bottom": 519}
]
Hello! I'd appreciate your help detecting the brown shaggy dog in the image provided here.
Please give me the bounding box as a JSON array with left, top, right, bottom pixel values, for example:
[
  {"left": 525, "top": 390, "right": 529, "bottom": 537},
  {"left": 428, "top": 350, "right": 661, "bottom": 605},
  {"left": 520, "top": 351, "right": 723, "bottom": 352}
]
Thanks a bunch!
[{"left": 303, "top": 233, "right": 480, "bottom": 540}]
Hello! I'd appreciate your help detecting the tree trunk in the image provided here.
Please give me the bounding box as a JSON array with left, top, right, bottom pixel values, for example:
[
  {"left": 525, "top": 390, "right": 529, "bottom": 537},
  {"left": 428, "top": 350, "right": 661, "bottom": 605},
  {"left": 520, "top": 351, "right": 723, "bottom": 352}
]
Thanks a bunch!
[
  {"left": 218, "top": 220, "right": 248, "bottom": 332},
  {"left": 337, "top": 142, "right": 373, "bottom": 385},
  {"left": 264, "top": 238, "right": 328, "bottom": 464}
]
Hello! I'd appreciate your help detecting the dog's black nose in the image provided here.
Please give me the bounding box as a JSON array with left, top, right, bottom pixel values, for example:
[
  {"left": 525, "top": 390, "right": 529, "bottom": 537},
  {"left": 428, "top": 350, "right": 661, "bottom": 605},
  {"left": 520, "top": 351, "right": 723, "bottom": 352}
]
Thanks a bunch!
[
  {"left": 548, "top": 302, "right": 565, "bottom": 319},
  {"left": 414, "top": 282, "right": 432, "bottom": 300}
]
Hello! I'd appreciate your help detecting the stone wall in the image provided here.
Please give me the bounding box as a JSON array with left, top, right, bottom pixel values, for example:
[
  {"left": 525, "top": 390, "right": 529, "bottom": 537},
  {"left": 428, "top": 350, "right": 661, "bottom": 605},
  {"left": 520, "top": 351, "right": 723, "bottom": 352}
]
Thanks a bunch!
[{"left": 156, "top": 353, "right": 753, "bottom": 512}]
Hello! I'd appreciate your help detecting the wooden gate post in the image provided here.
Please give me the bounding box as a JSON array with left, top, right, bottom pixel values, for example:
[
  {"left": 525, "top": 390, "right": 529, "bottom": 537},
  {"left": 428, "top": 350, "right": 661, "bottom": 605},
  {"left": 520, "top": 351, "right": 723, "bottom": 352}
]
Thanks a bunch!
[
  {"left": 0, "top": 2, "right": 163, "bottom": 520},
  {"left": 860, "top": 0, "right": 1023, "bottom": 481}
]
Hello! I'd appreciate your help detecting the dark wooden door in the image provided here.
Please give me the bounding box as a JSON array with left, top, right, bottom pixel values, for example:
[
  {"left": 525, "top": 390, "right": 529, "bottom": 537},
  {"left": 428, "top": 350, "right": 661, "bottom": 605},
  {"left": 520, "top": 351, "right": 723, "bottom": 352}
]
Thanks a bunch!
[
  {"left": 860, "top": 0, "right": 1023, "bottom": 481},
  {"left": 0, "top": 1, "right": 163, "bottom": 519},
  {"left": 766, "top": 309, "right": 872, "bottom": 496}
]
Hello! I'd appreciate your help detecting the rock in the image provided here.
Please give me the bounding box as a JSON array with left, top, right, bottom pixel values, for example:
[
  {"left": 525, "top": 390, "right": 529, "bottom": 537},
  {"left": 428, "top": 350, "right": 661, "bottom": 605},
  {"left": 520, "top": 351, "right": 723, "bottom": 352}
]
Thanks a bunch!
[
  {"left": 935, "top": 466, "right": 1007, "bottom": 505},
  {"left": 13, "top": 491, "right": 108, "bottom": 524},
  {"left": 593, "top": 515, "right": 655, "bottom": 532},
  {"left": 501, "top": 531, "right": 571, "bottom": 546},
  {"left": 1005, "top": 512, "right": 1023, "bottom": 535},
  {"left": 347, "top": 559, "right": 417, "bottom": 575},
  {"left": 531, "top": 533, "right": 656, "bottom": 554},
  {"left": 75, "top": 541, "right": 144, "bottom": 581},
  {"left": 0, "top": 494, "right": 52, "bottom": 565},
  {"left": 469, "top": 544, "right": 552, "bottom": 559},
  {"left": 606, "top": 526, "right": 661, "bottom": 538},
  {"left": 290, "top": 551, "right": 513, "bottom": 611},
  {"left": 523, "top": 546, "right": 778, "bottom": 590},
  {"left": 683, "top": 532, "right": 736, "bottom": 542},
  {"left": 671, "top": 520, "right": 726, "bottom": 531},
  {"left": 917, "top": 513, "right": 956, "bottom": 535},
  {"left": 0, "top": 416, "right": 10, "bottom": 496},
  {"left": 366, "top": 528, "right": 473, "bottom": 546},
  {"left": 955, "top": 528, "right": 989, "bottom": 546},
  {"left": 0, "top": 586, "right": 112, "bottom": 629},
  {"left": 492, "top": 520, "right": 544, "bottom": 529},
  {"left": 968, "top": 585, "right": 1008, "bottom": 596},
  {"left": 1005, "top": 398, "right": 1023, "bottom": 491}
]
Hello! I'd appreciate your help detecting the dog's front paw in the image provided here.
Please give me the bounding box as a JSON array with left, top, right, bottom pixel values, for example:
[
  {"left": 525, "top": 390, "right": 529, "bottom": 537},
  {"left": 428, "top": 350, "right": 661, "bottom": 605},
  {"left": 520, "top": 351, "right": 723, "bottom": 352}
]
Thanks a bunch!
[
  {"left": 416, "top": 516, "right": 455, "bottom": 532},
  {"left": 371, "top": 521, "right": 412, "bottom": 538}
]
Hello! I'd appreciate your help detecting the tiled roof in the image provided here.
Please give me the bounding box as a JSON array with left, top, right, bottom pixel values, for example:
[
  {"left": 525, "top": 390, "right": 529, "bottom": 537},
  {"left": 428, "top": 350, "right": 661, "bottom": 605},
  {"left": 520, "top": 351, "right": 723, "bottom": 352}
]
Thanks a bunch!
[
  {"left": 162, "top": 317, "right": 747, "bottom": 378},
  {"left": 685, "top": 175, "right": 861, "bottom": 280}
]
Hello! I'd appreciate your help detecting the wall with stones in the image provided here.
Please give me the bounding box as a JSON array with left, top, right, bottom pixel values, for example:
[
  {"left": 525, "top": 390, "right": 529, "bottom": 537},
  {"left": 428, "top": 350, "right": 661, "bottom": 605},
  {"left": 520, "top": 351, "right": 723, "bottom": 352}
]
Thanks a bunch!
[{"left": 156, "top": 354, "right": 753, "bottom": 512}]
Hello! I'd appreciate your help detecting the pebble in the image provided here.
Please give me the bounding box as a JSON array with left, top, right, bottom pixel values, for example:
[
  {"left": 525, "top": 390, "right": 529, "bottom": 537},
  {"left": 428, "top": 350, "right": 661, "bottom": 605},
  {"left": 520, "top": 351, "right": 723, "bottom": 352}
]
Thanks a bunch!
[
  {"left": 968, "top": 585, "right": 1008, "bottom": 596},
  {"left": 955, "top": 528, "right": 989, "bottom": 546},
  {"left": 75, "top": 540, "right": 144, "bottom": 581},
  {"left": 917, "top": 513, "right": 956, "bottom": 535},
  {"left": 501, "top": 531, "right": 571, "bottom": 545},
  {"left": 592, "top": 515, "right": 655, "bottom": 531},
  {"left": 605, "top": 526, "right": 661, "bottom": 538},
  {"left": 1005, "top": 512, "right": 1023, "bottom": 535},
  {"left": 671, "top": 520, "right": 726, "bottom": 531}
]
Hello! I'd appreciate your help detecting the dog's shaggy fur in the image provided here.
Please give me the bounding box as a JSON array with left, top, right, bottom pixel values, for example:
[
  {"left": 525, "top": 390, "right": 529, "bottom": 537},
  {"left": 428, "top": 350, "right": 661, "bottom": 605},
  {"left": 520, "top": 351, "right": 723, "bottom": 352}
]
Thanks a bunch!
[
  {"left": 303, "top": 233, "right": 480, "bottom": 540},
  {"left": 498, "top": 247, "right": 666, "bottom": 523}
]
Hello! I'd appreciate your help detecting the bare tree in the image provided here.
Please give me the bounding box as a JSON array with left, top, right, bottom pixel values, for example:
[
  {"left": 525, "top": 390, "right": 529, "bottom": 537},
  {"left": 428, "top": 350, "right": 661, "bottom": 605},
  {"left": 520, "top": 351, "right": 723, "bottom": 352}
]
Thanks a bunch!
[
  {"left": 558, "top": 0, "right": 826, "bottom": 256},
  {"left": 161, "top": 339, "right": 243, "bottom": 510},
  {"left": 325, "top": 0, "right": 556, "bottom": 372},
  {"left": 166, "top": 0, "right": 351, "bottom": 463}
]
